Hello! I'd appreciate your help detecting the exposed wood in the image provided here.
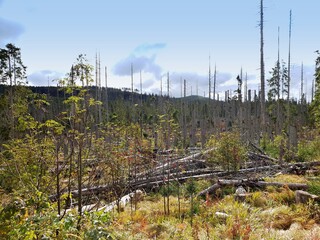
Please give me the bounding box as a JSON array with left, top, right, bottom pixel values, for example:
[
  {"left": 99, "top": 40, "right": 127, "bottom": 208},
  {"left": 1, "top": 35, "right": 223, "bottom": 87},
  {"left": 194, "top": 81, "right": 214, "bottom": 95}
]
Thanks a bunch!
[
  {"left": 198, "top": 178, "right": 308, "bottom": 197},
  {"left": 295, "top": 190, "right": 319, "bottom": 204},
  {"left": 48, "top": 145, "right": 320, "bottom": 204}
]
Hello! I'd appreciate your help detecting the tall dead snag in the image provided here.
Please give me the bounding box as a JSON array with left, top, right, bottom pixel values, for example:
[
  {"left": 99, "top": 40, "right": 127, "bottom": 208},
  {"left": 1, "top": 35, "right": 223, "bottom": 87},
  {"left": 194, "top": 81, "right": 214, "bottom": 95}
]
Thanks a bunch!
[
  {"left": 213, "top": 64, "right": 217, "bottom": 101},
  {"left": 95, "top": 53, "right": 102, "bottom": 127},
  {"left": 208, "top": 56, "right": 211, "bottom": 101},
  {"left": 276, "top": 26, "right": 281, "bottom": 135},
  {"left": 183, "top": 79, "right": 187, "bottom": 148},
  {"left": 260, "top": 0, "right": 266, "bottom": 133},
  {"left": 166, "top": 72, "right": 170, "bottom": 215},
  {"left": 287, "top": 10, "right": 293, "bottom": 149},
  {"left": 105, "top": 66, "right": 109, "bottom": 122},
  {"left": 300, "top": 62, "right": 304, "bottom": 103}
]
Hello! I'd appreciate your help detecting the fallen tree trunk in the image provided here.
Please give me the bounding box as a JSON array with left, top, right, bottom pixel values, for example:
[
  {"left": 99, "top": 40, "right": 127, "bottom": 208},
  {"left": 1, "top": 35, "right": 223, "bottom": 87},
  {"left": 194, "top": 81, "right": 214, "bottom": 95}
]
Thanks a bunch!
[
  {"left": 254, "top": 181, "right": 308, "bottom": 190},
  {"left": 49, "top": 160, "right": 320, "bottom": 202},
  {"left": 197, "top": 179, "right": 309, "bottom": 197},
  {"left": 247, "top": 151, "right": 279, "bottom": 164}
]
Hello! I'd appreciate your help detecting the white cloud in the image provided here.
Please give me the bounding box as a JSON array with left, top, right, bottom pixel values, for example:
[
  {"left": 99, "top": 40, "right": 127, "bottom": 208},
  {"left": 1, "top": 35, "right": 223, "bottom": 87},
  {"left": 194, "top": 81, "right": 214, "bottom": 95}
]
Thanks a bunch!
[
  {"left": 28, "top": 70, "right": 63, "bottom": 86},
  {"left": 113, "top": 43, "right": 167, "bottom": 81},
  {"left": 113, "top": 54, "right": 162, "bottom": 80}
]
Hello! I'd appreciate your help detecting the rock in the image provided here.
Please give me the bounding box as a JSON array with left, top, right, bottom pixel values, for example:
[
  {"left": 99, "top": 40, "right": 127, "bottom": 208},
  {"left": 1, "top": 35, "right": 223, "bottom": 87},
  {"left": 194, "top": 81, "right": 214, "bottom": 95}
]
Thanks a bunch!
[
  {"left": 235, "top": 186, "right": 247, "bottom": 195},
  {"left": 215, "top": 212, "right": 229, "bottom": 218},
  {"left": 235, "top": 186, "right": 248, "bottom": 201}
]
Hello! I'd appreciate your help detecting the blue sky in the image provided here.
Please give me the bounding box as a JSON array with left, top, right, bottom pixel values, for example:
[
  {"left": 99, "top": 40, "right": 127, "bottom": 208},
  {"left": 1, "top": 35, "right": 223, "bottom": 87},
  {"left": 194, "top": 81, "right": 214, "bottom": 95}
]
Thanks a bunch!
[{"left": 1, "top": 0, "right": 319, "bottom": 100}]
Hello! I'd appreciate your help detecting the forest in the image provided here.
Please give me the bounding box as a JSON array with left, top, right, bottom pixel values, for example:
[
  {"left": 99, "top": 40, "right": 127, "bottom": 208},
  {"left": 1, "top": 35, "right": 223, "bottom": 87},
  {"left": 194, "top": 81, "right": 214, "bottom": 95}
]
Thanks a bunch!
[{"left": 1, "top": 3, "right": 320, "bottom": 240}]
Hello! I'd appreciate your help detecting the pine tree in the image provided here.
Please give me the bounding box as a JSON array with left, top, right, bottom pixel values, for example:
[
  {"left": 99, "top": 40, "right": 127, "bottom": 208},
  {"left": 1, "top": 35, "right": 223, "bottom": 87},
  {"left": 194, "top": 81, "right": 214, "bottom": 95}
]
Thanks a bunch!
[
  {"left": 267, "top": 61, "right": 281, "bottom": 101},
  {"left": 0, "top": 43, "right": 27, "bottom": 85},
  {"left": 310, "top": 51, "right": 320, "bottom": 128}
]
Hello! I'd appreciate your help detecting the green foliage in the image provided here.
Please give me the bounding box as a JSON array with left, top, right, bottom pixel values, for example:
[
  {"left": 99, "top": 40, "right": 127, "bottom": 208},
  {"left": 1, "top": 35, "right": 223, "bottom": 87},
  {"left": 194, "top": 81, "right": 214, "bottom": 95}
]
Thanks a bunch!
[
  {"left": 267, "top": 60, "right": 281, "bottom": 101},
  {"left": 0, "top": 130, "right": 56, "bottom": 195},
  {"left": 297, "top": 135, "right": 320, "bottom": 162},
  {"left": 72, "top": 54, "right": 94, "bottom": 86},
  {"left": 185, "top": 179, "right": 197, "bottom": 196},
  {"left": 247, "top": 191, "right": 268, "bottom": 208},
  {"left": 159, "top": 184, "right": 175, "bottom": 197},
  {"left": 310, "top": 50, "right": 320, "bottom": 128},
  {"left": 261, "top": 133, "right": 287, "bottom": 159},
  {"left": 0, "top": 43, "right": 27, "bottom": 85},
  {"left": 307, "top": 179, "right": 320, "bottom": 196},
  {"left": 206, "top": 131, "right": 247, "bottom": 171}
]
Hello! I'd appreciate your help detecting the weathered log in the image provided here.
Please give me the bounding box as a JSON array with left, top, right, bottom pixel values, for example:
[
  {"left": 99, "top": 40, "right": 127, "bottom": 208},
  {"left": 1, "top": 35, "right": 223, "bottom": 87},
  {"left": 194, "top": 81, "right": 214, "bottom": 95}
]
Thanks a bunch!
[
  {"left": 49, "top": 160, "right": 320, "bottom": 202},
  {"left": 197, "top": 179, "right": 309, "bottom": 197},
  {"left": 248, "top": 151, "right": 279, "bottom": 163},
  {"left": 248, "top": 141, "right": 265, "bottom": 154},
  {"left": 254, "top": 181, "right": 308, "bottom": 190},
  {"left": 197, "top": 183, "right": 221, "bottom": 197},
  {"left": 295, "top": 190, "right": 319, "bottom": 204}
]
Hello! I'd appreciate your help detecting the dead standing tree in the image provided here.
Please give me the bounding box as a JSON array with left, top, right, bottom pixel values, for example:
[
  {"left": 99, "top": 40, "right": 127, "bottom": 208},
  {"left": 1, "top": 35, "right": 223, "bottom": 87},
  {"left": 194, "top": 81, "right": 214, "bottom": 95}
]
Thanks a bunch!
[{"left": 259, "top": 0, "right": 266, "bottom": 134}]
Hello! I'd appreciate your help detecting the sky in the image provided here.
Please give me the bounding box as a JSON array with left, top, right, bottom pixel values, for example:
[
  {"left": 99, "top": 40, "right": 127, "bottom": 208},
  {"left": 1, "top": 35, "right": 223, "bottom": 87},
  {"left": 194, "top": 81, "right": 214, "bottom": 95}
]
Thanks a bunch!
[{"left": 0, "top": 0, "right": 319, "bottom": 101}]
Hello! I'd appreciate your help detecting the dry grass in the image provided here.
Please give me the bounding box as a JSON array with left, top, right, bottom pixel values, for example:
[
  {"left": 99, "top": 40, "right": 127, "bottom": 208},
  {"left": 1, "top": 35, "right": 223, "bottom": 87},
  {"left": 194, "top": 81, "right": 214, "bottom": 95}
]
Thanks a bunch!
[
  {"left": 265, "top": 174, "right": 308, "bottom": 184},
  {"left": 97, "top": 175, "right": 320, "bottom": 239}
]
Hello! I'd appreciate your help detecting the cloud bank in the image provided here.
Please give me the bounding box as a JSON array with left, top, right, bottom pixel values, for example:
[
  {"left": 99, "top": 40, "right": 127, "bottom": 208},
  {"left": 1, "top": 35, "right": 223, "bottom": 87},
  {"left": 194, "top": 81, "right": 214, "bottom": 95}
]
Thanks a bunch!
[
  {"left": 113, "top": 54, "right": 162, "bottom": 79},
  {"left": 113, "top": 43, "right": 166, "bottom": 80},
  {"left": 28, "top": 70, "right": 64, "bottom": 86}
]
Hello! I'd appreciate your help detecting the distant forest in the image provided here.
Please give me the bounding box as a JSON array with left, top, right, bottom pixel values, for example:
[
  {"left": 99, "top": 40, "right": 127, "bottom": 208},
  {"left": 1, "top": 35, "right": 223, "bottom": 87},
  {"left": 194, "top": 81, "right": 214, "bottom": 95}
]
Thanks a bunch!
[{"left": 0, "top": 81, "right": 311, "bottom": 149}]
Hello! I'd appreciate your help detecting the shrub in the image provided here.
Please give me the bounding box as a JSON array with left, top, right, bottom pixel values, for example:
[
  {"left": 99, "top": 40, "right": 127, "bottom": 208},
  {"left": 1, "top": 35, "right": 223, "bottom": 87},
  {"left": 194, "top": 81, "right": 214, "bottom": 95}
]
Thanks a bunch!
[
  {"left": 297, "top": 136, "right": 320, "bottom": 162},
  {"left": 247, "top": 191, "right": 268, "bottom": 208},
  {"left": 206, "top": 131, "right": 247, "bottom": 171},
  {"left": 269, "top": 187, "right": 295, "bottom": 205},
  {"left": 261, "top": 133, "right": 290, "bottom": 161},
  {"left": 307, "top": 179, "right": 320, "bottom": 196}
]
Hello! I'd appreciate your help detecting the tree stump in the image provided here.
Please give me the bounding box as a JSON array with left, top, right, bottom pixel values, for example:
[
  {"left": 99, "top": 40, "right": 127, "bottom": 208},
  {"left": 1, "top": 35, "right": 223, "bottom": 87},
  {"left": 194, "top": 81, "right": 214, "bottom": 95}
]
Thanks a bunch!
[{"left": 295, "top": 190, "right": 319, "bottom": 204}]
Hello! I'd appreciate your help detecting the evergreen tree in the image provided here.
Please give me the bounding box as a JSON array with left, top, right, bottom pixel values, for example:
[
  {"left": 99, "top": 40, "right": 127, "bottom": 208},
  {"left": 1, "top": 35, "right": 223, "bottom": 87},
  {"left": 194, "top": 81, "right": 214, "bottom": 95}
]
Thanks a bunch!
[
  {"left": 310, "top": 51, "right": 320, "bottom": 128},
  {"left": 0, "top": 43, "right": 27, "bottom": 85},
  {"left": 281, "top": 60, "right": 289, "bottom": 100},
  {"left": 267, "top": 60, "right": 280, "bottom": 101}
]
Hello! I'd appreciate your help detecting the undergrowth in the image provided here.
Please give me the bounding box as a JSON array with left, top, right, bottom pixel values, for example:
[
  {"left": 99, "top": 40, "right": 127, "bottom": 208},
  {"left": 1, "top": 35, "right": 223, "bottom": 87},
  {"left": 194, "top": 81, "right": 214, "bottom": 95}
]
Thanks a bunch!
[{"left": 2, "top": 176, "right": 320, "bottom": 239}]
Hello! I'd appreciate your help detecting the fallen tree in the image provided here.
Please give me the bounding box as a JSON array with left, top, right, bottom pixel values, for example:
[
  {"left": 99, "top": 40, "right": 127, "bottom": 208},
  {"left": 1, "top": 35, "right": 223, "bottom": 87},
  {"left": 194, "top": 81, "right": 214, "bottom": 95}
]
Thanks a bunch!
[
  {"left": 48, "top": 147, "right": 320, "bottom": 206},
  {"left": 197, "top": 179, "right": 309, "bottom": 197}
]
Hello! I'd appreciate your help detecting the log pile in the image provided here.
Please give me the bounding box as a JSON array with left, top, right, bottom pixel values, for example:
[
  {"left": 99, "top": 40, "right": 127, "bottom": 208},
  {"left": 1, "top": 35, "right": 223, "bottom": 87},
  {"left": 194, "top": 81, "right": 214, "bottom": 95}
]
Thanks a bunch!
[
  {"left": 197, "top": 179, "right": 309, "bottom": 197},
  {"left": 48, "top": 147, "right": 320, "bottom": 209}
]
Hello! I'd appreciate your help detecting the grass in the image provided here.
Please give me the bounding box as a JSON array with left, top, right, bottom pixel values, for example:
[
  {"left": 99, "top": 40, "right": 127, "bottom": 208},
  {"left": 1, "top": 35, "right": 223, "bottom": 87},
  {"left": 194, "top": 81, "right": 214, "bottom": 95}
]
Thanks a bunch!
[
  {"left": 102, "top": 188, "right": 319, "bottom": 239},
  {"left": 3, "top": 175, "right": 320, "bottom": 239},
  {"left": 265, "top": 174, "right": 308, "bottom": 184}
]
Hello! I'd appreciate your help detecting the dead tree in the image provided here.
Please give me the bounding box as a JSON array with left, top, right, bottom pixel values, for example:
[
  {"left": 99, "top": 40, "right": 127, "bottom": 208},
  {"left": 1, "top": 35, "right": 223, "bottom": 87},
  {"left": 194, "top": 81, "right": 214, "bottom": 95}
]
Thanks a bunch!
[{"left": 259, "top": 0, "right": 266, "bottom": 133}]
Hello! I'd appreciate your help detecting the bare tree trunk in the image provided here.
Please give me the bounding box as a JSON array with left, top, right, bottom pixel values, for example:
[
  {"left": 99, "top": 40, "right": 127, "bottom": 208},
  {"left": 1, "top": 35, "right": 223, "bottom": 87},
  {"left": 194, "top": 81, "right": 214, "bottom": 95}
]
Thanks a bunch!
[
  {"left": 77, "top": 144, "right": 83, "bottom": 223},
  {"left": 140, "top": 70, "right": 143, "bottom": 139},
  {"left": 287, "top": 10, "right": 292, "bottom": 149},
  {"left": 56, "top": 144, "right": 61, "bottom": 216},
  {"left": 213, "top": 64, "right": 217, "bottom": 101},
  {"left": 275, "top": 27, "right": 281, "bottom": 135},
  {"left": 166, "top": 72, "right": 170, "bottom": 215},
  {"left": 183, "top": 79, "right": 187, "bottom": 148},
  {"left": 260, "top": 0, "right": 266, "bottom": 134},
  {"left": 105, "top": 66, "right": 109, "bottom": 122},
  {"left": 208, "top": 56, "right": 211, "bottom": 101}
]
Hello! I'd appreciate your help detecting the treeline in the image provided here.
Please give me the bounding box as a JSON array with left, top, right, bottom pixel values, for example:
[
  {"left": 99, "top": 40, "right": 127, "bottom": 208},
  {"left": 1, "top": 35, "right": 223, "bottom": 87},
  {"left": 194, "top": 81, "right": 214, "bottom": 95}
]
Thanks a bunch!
[{"left": 0, "top": 83, "right": 311, "bottom": 147}]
